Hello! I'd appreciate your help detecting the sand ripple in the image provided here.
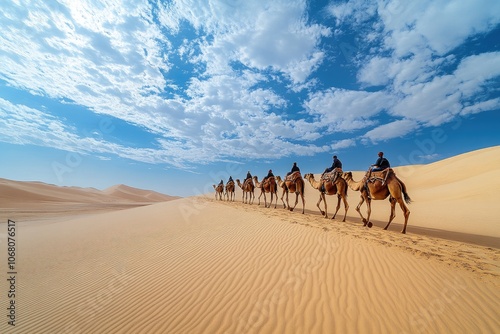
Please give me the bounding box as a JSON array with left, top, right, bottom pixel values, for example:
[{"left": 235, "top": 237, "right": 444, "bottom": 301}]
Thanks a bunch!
[{"left": 2, "top": 197, "right": 498, "bottom": 333}]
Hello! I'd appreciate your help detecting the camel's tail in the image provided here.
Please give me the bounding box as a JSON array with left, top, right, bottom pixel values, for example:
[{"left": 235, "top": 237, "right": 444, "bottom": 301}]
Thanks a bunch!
[{"left": 396, "top": 175, "right": 412, "bottom": 204}]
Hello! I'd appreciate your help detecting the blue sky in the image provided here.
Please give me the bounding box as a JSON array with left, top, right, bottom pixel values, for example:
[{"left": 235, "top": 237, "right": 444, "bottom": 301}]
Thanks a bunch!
[{"left": 1, "top": 0, "right": 499, "bottom": 197}]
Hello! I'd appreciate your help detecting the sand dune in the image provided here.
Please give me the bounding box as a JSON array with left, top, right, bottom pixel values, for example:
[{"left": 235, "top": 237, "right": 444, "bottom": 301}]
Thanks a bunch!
[
  {"left": 0, "top": 178, "right": 179, "bottom": 223},
  {"left": 103, "top": 184, "right": 178, "bottom": 203},
  {"left": 0, "top": 147, "right": 499, "bottom": 333}
]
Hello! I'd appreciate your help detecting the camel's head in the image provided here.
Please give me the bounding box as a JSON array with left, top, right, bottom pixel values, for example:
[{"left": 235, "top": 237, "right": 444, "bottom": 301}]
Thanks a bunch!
[{"left": 304, "top": 173, "right": 313, "bottom": 180}]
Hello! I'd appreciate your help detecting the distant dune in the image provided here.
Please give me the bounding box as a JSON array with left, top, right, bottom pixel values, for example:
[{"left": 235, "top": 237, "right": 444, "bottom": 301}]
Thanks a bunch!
[
  {"left": 103, "top": 184, "right": 180, "bottom": 202},
  {"left": 0, "top": 178, "right": 180, "bottom": 222},
  {"left": 1, "top": 178, "right": 178, "bottom": 204},
  {"left": 0, "top": 147, "right": 498, "bottom": 333}
]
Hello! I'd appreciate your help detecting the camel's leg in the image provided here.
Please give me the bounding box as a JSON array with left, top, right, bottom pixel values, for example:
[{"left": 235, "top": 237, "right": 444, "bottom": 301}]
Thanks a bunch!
[
  {"left": 316, "top": 193, "right": 326, "bottom": 217},
  {"left": 300, "top": 192, "right": 305, "bottom": 214},
  {"left": 280, "top": 190, "right": 286, "bottom": 208},
  {"left": 285, "top": 191, "right": 290, "bottom": 210},
  {"left": 258, "top": 190, "right": 263, "bottom": 205},
  {"left": 400, "top": 200, "right": 410, "bottom": 234},
  {"left": 273, "top": 190, "right": 277, "bottom": 209},
  {"left": 365, "top": 197, "right": 372, "bottom": 227},
  {"left": 289, "top": 192, "right": 297, "bottom": 211},
  {"left": 341, "top": 195, "right": 349, "bottom": 222},
  {"left": 332, "top": 194, "right": 341, "bottom": 220},
  {"left": 384, "top": 197, "right": 410, "bottom": 234},
  {"left": 355, "top": 195, "right": 367, "bottom": 223},
  {"left": 384, "top": 197, "right": 397, "bottom": 231},
  {"left": 291, "top": 192, "right": 299, "bottom": 212}
]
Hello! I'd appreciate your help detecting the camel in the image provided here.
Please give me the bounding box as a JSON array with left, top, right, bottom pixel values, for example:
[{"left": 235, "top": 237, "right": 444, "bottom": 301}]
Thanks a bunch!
[
  {"left": 304, "top": 173, "right": 349, "bottom": 221},
  {"left": 253, "top": 176, "right": 278, "bottom": 208},
  {"left": 343, "top": 169, "right": 411, "bottom": 234},
  {"left": 213, "top": 184, "right": 224, "bottom": 200},
  {"left": 276, "top": 172, "right": 305, "bottom": 214},
  {"left": 236, "top": 178, "right": 255, "bottom": 204},
  {"left": 225, "top": 180, "right": 235, "bottom": 202}
]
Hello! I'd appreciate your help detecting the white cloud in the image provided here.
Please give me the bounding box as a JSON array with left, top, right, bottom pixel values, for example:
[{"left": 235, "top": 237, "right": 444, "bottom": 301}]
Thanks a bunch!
[
  {"left": 334, "top": 0, "right": 500, "bottom": 142},
  {"left": 326, "top": 0, "right": 377, "bottom": 26},
  {"left": 363, "top": 119, "right": 418, "bottom": 143},
  {"left": 377, "top": 0, "right": 500, "bottom": 56},
  {"left": 304, "top": 88, "right": 394, "bottom": 132},
  {"left": 357, "top": 56, "right": 392, "bottom": 86},
  {"left": 0, "top": 0, "right": 336, "bottom": 166},
  {"left": 331, "top": 139, "right": 356, "bottom": 150},
  {"left": 418, "top": 153, "right": 440, "bottom": 161},
  {"left": 461, "top": 98, "right": 500, "bottom": 116},
  {"left": 0, "top": 0, "right": 498, "bottom": 167},
  {"left": 454, "top": 51, "right": 500, "bottom": 97},
  {"left": 390, "top": 52, "right": 500, "bottom": 125}
]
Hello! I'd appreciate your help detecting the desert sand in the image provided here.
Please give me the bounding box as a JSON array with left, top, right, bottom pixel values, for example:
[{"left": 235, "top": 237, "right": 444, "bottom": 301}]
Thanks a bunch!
[{"left": 0, "top": 146, "right": 499, "bottom": 333}]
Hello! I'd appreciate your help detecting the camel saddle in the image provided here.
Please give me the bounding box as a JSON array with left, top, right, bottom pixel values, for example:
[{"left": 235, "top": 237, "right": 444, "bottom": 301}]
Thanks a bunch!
[
  {"left": 285, "top": 171, "right": 301, "bottom": 182},
  {"left": 243, "top": 178, "right": 253, "bottom": 188},
  {"left": 321, "top": 168, "right": 343, "bottom": 182},
  {"left": 227, "top": 180, "right": 234, "bottom": 186},
  {"left": 262, "top": 176, "right": 275, "bottom": 188},
  {"left": 366, "top": 168, "right": 394, "bottom": 185}
]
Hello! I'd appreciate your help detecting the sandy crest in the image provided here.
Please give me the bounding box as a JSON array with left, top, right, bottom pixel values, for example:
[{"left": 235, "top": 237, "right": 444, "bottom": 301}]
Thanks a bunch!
[{"left": 1, "top": 196, "right": 498, "bottom": 333}]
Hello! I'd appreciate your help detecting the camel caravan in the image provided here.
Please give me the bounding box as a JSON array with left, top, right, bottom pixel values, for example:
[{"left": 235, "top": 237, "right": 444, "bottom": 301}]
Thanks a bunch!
[{"left": 212, "top": 152, "right": 412, "bottom": 233}]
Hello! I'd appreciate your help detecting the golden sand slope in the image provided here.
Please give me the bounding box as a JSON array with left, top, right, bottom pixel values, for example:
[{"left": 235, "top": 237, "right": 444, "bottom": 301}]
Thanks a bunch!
[{"left": 1, "top": 197, "right": 498, "bottom": 334}]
